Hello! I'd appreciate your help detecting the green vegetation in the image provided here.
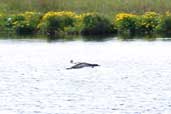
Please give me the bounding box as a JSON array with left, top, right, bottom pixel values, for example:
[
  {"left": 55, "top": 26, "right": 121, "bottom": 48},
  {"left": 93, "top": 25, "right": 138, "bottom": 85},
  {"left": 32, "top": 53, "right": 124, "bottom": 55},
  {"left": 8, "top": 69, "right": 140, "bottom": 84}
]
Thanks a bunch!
[
  {"left": 0, "top": 11, "right": 171, "bottom": 38},
  {"left": 38, "top": 11, "right": 77, "bottom": 36},
  {"left": 9, "top": 12, "right": 42, "bottom": 34},
  {"left": 156, "top": 13, "right": 171, "bottom": 33},
  {"left": 81, "top": 13, "right": 113, "bottom": 35},
  {"left": 1, "top": 0, "right": 171, "bottom": 38},
  {"left": 114, "top": 13, "right": 137, "bottom": 34},
  {"left": 1, "top": 0, "right": 171, "bottom": 17},
  {"left": 114, "top": 12, "right": 162, "bottom": 35}
]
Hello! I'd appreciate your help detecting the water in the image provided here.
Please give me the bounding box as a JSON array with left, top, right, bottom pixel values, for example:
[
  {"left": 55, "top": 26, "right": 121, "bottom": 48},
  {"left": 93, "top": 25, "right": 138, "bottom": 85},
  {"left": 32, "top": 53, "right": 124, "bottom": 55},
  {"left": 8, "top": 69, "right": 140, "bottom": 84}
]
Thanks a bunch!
[{"left": 0, "top": 38, "right": 171, "bottom": 114}]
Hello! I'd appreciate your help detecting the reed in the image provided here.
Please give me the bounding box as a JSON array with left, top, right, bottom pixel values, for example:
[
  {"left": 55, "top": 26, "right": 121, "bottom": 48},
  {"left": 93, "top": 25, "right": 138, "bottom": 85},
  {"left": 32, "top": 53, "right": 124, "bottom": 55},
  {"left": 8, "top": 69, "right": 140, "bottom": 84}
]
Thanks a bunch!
[{"left": 1, "top": 0, "right": 171, "bottom": 17}]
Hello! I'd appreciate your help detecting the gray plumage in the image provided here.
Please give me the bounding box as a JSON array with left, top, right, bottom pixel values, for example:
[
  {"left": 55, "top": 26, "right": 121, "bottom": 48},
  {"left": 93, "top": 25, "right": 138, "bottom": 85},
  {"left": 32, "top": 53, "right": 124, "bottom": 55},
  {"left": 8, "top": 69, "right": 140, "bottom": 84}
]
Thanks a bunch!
[{"left": 66, "top": 60, "right": 100, "bottom": 69}]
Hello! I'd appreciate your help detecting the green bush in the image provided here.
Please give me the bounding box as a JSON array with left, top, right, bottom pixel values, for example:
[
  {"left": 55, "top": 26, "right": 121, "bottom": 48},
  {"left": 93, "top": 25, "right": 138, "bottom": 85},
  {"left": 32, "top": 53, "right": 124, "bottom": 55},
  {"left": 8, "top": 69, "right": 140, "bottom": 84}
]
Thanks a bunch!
[
  {"left": 136, "top": 12, "right": 161, "bottom": 34},
  {"left": 156, "top": 14, "right": 171, "bottom": 33},
  {"left": 1, "top": 11, "right": 171, "bottom": 37},
  {"left": 14, "top": 21, "right": 36, "bottom": 34},
  {"left": 0, "top": 14, "right": 6, "bottom": 30},
  {"left": 5, "top": 14, "right": 25, "bottom": 30},
  {"left": 6, "top": 12, "right": 42, "bottom": 34},
  {"left": 81, "top": 14, "right": 112, "bottom": 35}
]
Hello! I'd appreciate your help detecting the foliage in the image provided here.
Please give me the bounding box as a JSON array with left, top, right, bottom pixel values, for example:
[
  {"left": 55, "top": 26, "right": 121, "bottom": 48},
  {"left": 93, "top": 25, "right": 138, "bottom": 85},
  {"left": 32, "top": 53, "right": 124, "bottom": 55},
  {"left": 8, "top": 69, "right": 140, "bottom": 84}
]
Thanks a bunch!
[
  {"left": 38, "top": 11, "right": 77, "bottom": 36},
  {"left": 0, "top": 14, "right": 6, "bottom": 30},
  {"left": 7, "top": 12, "right": 42, "bottom": 34},
  {"left": 63, "top": 14, "right": 86, "bottom": 34},
  {"left": 0, "top": 11, "right": 171, "bottom": 37},
  {"left": 1, "top": 0, "right": 171, "bottom": 18},
  {"left": 136, "top": 12, "right": 161, "bottom": 34},
  {"left": 156, "top": 12, "right": 171, "bottom": 33},
  {"left": 81, "top": 13, "right": 112, "bottom": 35},
  {"left": 114, "top": 13, "right": 138, "bottom": 34}
]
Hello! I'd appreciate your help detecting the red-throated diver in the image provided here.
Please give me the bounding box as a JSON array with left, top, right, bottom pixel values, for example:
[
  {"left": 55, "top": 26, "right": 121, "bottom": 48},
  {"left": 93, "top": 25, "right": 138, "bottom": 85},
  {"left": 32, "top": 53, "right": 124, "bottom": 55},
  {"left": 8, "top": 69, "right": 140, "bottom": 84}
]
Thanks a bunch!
[{"left": 66, "top": 60, "right": 100, "bottom": 69}]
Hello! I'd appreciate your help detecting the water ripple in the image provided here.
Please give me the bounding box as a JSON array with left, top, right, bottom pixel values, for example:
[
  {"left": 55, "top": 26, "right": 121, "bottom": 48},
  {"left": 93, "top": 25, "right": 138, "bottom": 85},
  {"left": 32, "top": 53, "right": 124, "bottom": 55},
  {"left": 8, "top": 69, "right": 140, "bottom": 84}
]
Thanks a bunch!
[{"left": 0, "top": 40, "right": 171, "bottom": 114}]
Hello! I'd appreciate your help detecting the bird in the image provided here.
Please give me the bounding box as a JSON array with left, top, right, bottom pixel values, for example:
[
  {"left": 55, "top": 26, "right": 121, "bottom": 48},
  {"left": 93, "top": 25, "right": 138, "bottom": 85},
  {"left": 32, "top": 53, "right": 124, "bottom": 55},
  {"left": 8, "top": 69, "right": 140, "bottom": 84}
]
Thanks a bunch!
[{"left": 66, "top": 60, "right": 100, "bottom": 70}]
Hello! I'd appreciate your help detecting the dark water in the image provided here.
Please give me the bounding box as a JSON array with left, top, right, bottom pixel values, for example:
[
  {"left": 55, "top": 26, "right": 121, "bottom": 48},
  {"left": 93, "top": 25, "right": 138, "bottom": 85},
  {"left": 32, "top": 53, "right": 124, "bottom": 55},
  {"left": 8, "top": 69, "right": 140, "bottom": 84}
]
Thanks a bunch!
[{"left": 0, "top": 37, "right": 171, "bottom": 114}]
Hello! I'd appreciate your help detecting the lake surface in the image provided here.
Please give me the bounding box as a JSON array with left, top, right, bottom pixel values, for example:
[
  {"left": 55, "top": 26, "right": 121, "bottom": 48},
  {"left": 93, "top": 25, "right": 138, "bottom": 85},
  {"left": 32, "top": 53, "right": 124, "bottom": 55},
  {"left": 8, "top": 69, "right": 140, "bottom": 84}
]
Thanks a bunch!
[{"left": 0, "top": 38, "right": 171, "bottom": 114}]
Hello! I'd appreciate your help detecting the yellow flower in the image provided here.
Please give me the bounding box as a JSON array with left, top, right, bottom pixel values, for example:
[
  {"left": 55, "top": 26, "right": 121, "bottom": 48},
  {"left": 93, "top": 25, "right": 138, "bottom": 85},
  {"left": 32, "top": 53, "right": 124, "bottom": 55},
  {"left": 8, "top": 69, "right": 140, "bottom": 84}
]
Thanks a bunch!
[
  {"left": 13, "top": 21, "right": 18, "bottom": 25},
  {"left": 165, "top": 11, "right": 171, "bottom": 16},
  {"left": 115, "top": 13, "right": 137, "bottom": 22},
  {"left": 42, "top": 11, "right": 77, "bottom": 21},
  {"left": 143, "top": 12, "right": 159, "bottom": 19}
]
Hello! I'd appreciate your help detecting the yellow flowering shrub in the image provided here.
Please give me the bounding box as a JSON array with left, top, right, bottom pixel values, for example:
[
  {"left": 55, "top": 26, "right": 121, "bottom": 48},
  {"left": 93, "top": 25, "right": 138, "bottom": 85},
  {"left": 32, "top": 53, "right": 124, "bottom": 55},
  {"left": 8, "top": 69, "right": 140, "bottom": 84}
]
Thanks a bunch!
[
  {"left": 114, "top": 13, "right": 138, "bottom": 33},
  {"left": 42, "top": 11, "right": 76, "bottom": 21},
  {"left": 1, "top": 11, "right": 171, "bottom": 36},
  {"left": 115, "top": 13, "right": 137, "bottom": 21},
  {"left": 142, "top": 12, "right": 159, "bottom": 18},
  {"left": 137, "top": 12, "right": 161, "bottom": 33},
  {"left": 63, "top": 14, "right": 83, "bottom": 34},
  {"left": 6, "top": 11, "right": 42, "bottom": 34},
  {"left": 39, "top": 11, "right": 78, "bottom": 35}
]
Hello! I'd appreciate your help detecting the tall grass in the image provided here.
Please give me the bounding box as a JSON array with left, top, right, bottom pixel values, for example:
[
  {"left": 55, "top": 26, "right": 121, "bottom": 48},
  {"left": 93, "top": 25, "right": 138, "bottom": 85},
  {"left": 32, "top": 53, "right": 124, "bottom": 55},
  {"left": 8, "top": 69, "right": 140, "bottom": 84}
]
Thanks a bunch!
[{"left": 1, "top": 0, "right": 171, "bottom": 17}]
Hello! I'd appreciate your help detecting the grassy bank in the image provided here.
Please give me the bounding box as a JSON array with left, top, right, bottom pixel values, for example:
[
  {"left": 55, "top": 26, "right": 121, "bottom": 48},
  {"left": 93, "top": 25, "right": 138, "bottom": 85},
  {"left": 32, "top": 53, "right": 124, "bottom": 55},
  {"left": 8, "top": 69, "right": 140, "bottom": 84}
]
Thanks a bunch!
[
  {"left": 0, "top": 1, "right": 171, "bottom": 39},
  {"left": 1, "top": 11, "right": 171, "bottom": 38},
  {"left": 1, "top": 0, "right": 171, "bottom": 17}
]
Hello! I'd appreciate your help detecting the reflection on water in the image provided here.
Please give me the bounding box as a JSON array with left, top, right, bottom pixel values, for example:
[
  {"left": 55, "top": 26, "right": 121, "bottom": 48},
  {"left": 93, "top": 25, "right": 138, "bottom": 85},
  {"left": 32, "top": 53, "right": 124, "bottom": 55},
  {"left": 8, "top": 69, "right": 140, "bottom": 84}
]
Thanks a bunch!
[
  {"left": 0, "top": 33, "right": 116, "bottom": 42},
  {"left": 0, "top": 37, "right": 171, "bottom": 114},
  {"left": 1, "top": 32, "right": 171, "bottom": 41}
]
